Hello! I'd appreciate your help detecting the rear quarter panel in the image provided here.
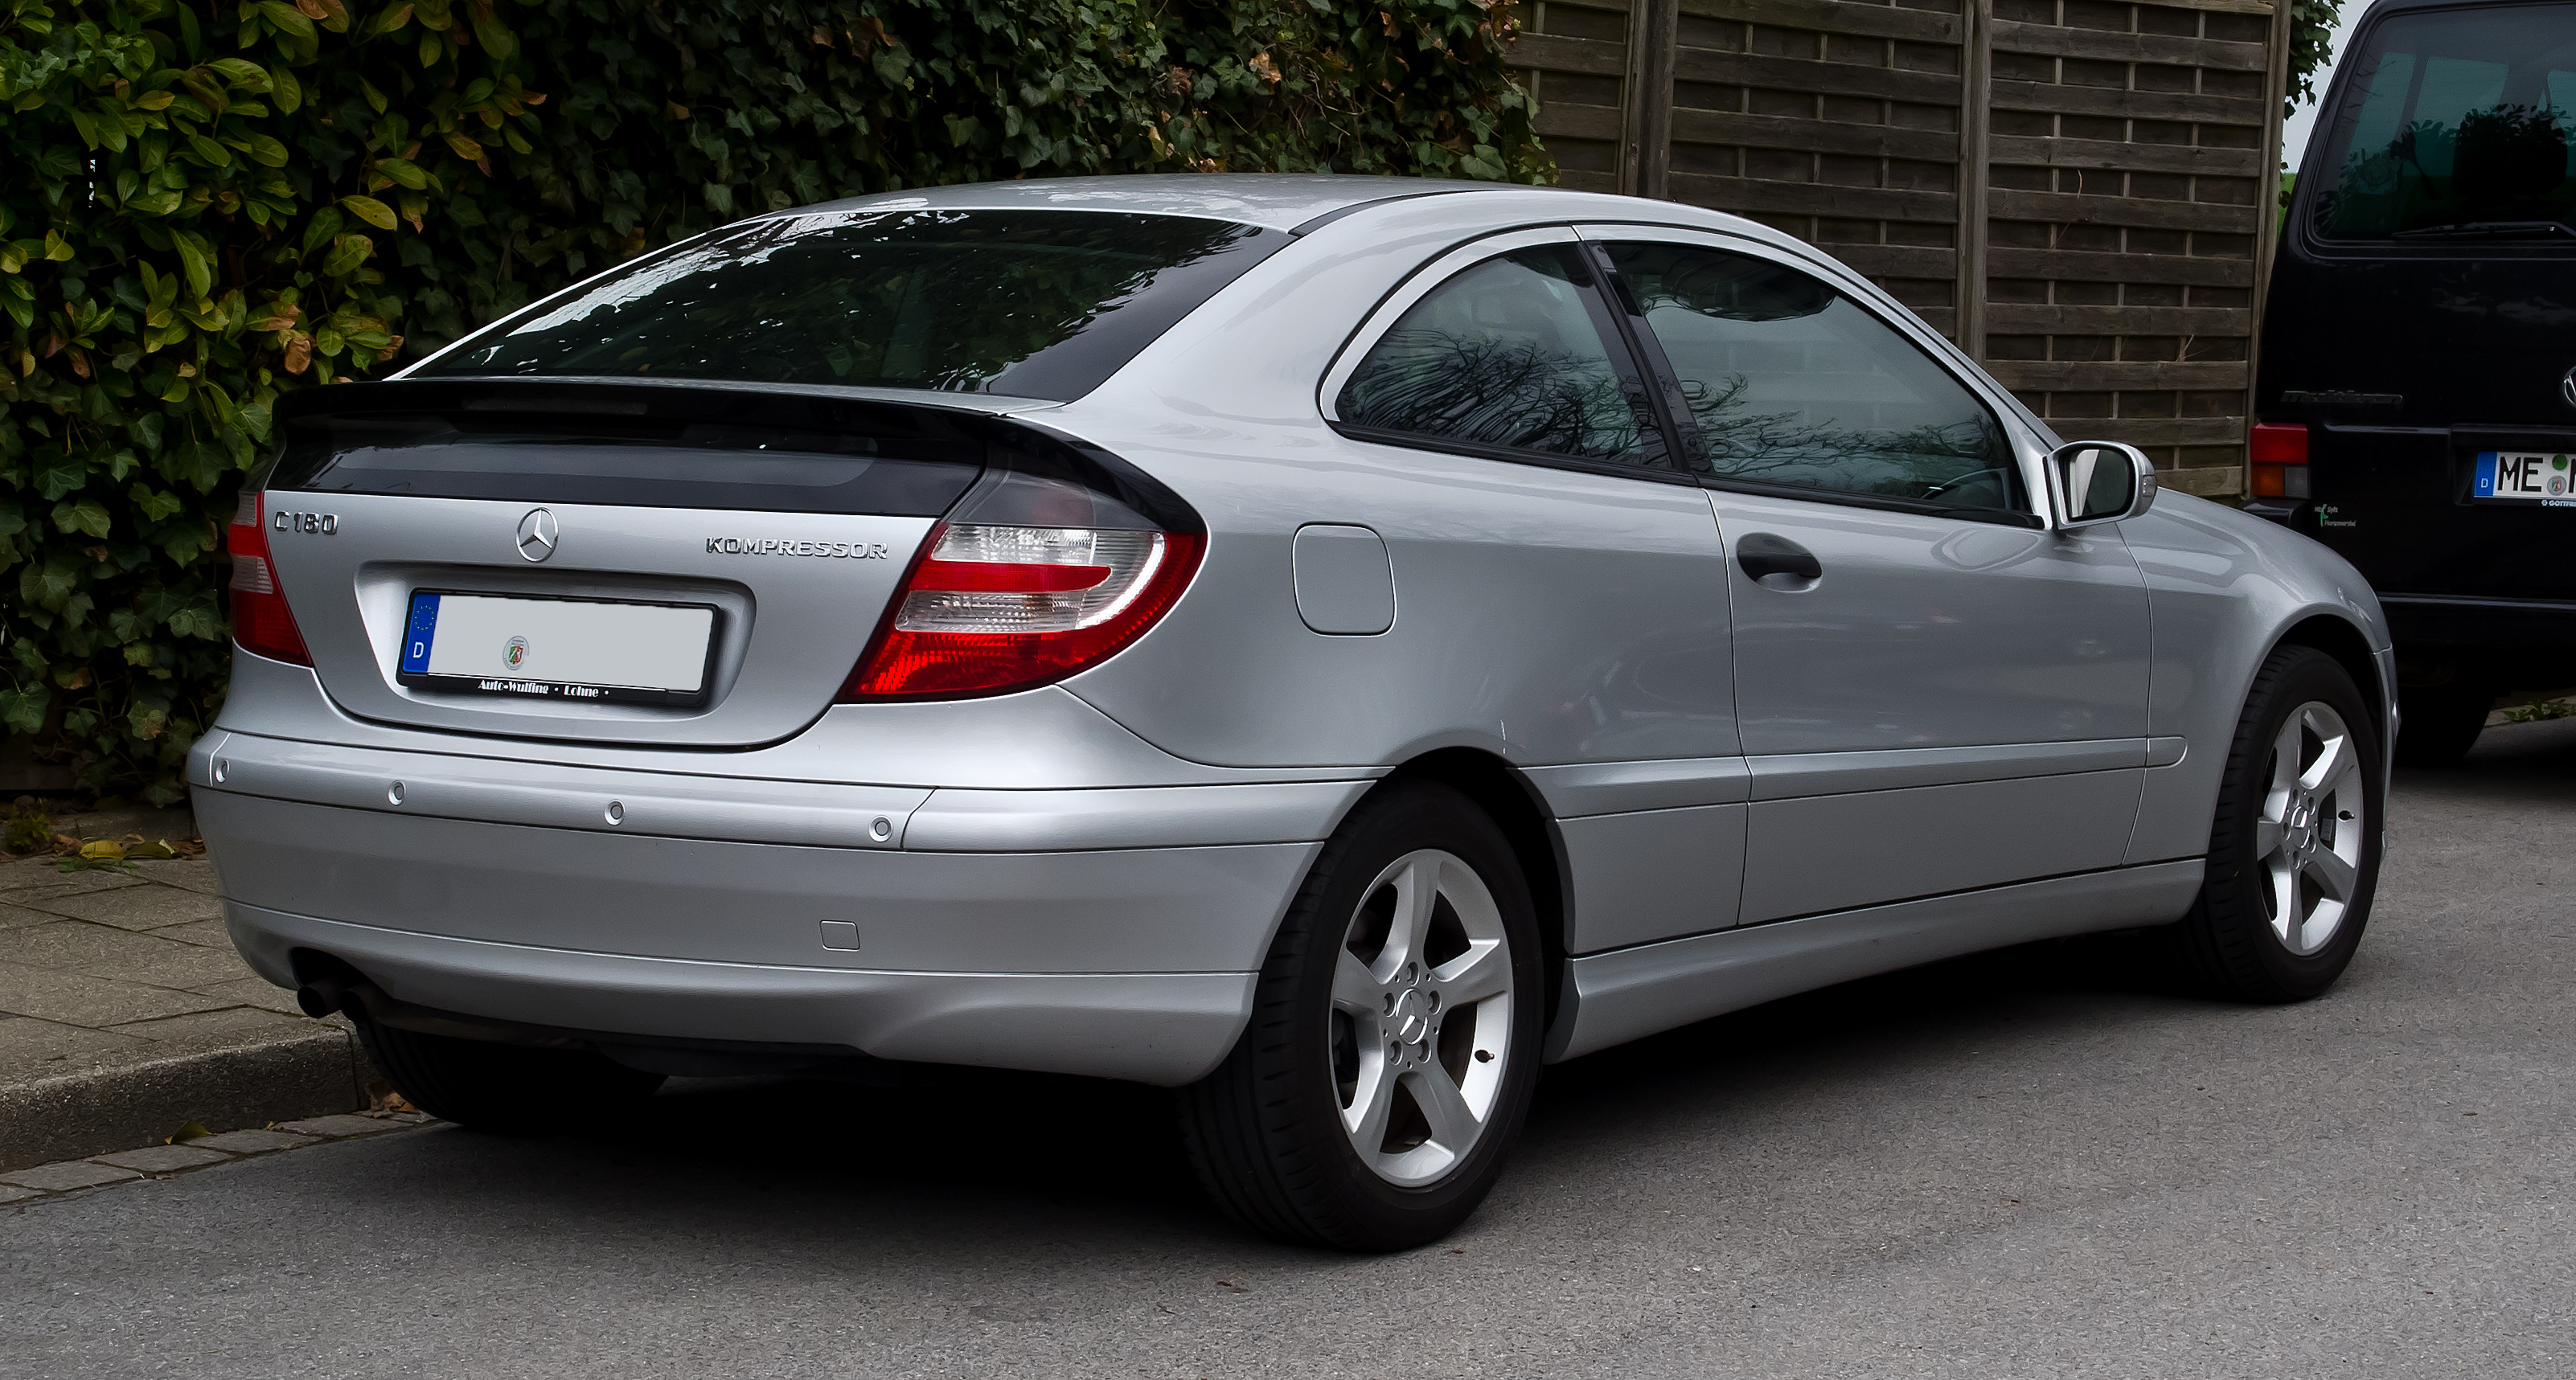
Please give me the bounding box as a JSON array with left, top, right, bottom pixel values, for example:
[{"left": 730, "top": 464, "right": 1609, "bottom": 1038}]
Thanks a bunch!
[{"left": 1048, "top": 196, "right": 1742, "bottom": 771}]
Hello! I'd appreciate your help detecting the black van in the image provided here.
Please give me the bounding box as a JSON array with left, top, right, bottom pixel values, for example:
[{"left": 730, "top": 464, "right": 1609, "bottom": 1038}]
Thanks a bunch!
[{"left": 2254, "top": 0, "right": 2576, "bottom": 763}]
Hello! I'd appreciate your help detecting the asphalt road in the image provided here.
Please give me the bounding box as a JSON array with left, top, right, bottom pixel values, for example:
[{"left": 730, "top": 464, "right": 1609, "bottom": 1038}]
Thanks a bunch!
[{"left": 8, "top": 719, "right": 2574, "bottom": 1379}]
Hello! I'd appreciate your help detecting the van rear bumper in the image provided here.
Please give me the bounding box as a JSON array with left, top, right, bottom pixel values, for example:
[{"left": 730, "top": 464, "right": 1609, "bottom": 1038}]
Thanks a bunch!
[{"left": 2382, "top": 593, "right": 2576, "bottom": 651}]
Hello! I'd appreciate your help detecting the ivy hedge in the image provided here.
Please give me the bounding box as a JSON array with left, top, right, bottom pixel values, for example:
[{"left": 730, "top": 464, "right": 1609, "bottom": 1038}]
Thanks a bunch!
[{"left": 0, "top": 0, "right": 1547, "bottom": 803}]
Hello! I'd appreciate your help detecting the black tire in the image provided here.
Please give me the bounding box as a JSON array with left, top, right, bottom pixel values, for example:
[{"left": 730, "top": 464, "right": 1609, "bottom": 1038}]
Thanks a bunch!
[
  {"left": 2172, "top": 645, "right": 2384, "bottom": 1002},
  {"left": 355, "top": 1019, "right": 665, "bottom": 1133},
  {"left": 2394, "top": 682, "right": 2492, "bottom": 767},
  {"left": 1178, "top": 780, "right": 1544, "bottom": 1251}
]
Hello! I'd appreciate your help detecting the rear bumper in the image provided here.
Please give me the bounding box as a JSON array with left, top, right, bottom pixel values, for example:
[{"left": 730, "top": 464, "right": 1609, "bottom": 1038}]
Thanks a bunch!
[
  {"left": 224, "top": 901, "right": 1257, "bottom": 1086},
  {"left": 191, "top": 734, "right": 1360, "bottom": 1085},
  {"left": 2381, "top": 594, "right": 2576, "bottom": 653}
]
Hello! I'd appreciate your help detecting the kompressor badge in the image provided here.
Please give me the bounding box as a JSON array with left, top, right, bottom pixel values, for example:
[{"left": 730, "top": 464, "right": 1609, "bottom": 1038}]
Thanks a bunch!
[{"left": 705, "top": 538, "right": 892, "bottom": 558}]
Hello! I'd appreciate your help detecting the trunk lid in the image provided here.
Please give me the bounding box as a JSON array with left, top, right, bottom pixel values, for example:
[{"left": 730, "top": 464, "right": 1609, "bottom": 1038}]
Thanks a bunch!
[{"left": 256, "top": 379, "right": 1041, "bottom": 747}]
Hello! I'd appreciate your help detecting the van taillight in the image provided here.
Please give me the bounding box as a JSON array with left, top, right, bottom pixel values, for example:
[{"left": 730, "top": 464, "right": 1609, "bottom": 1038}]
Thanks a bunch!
[
  {"left": 2250, "top": 423, "right": 2311, "bottom": 499},
  {"left": 226, "top": 492, "right": 312, "bottom": 665}
]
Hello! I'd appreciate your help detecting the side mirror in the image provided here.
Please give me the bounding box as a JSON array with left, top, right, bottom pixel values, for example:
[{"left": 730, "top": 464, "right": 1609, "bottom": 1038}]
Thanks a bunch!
[{"left": 2046, "top": 440, "right": 2157, "bottom": 529}]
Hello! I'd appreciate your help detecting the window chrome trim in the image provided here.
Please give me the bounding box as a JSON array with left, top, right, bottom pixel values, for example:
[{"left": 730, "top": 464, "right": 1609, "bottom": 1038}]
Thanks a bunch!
[
  {"left": 1699, "top": 474, "right": 2045, "bottom": 528},
  {"left": 1328, "top": 424, "right": 1703, "bottom": 488}
]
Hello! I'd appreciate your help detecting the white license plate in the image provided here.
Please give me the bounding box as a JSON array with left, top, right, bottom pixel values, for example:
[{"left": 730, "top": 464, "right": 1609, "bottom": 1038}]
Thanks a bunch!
[
  {"left": 396, "top": 592, "right": 718, "bottom": 706},
  {"left": 2471, "top": 450, "right": 2576, "bottom": 505}
]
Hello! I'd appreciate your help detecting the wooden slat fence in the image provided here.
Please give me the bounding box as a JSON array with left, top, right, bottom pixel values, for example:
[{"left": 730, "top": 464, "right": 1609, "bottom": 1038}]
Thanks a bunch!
[{"left": 1512, "top": 0, "right": 2295, "bottom": 494}]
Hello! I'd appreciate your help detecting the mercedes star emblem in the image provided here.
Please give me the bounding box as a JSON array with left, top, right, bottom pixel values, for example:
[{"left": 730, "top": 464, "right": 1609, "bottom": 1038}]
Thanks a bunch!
[
  {"left": 516, "top": 508, "right": 558, "bottom": 563},
  {"left": 2562, "top": 366, "right": 2576, "bottom": 412}
]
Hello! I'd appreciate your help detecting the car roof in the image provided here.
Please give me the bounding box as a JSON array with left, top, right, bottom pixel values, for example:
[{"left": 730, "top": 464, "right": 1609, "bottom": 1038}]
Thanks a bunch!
[
  {"left": 762, "top": 174, "right": 1821, "bottom": 264},
  {"left": 774, "top": 174, "right": 1532, "bottom": 233}
]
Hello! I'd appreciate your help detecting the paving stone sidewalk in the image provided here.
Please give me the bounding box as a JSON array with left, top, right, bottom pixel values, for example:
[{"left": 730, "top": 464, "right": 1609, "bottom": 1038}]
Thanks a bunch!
[
  {"left": 0, "top": 850, "right": 372, "bottom": 1170},
  {"left": 0, "top": 1111, "right": 433, "bottom": 1206}
]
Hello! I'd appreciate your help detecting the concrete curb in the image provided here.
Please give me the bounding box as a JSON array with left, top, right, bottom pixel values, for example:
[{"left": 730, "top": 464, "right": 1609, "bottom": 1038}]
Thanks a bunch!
[{"left": 0, "top": 1020, "right": 371, "bottom": 1171}]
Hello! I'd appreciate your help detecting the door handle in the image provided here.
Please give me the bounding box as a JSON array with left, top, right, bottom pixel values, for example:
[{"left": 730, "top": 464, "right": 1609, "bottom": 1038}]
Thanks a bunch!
[{"left": 1735, "top": 533, "right": 1822, "bottom": 587}]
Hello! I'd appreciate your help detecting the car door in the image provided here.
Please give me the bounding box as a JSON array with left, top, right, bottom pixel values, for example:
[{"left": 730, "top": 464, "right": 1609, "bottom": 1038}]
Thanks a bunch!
[
  {"left": 1584, "top": 229, "right": 2154, "bottom": 924},
  {"left": 1318, "top": 227, "right": 1750, "bottom": 955}
]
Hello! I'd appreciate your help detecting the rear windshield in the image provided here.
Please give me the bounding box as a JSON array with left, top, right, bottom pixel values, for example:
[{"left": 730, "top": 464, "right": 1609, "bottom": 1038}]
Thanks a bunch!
[
  {"left": 2311, "top": 3, "right": 2576, "bottom": 242},
  {"left": 418, "top": 209, "right": 1290, "bottom": 399}
]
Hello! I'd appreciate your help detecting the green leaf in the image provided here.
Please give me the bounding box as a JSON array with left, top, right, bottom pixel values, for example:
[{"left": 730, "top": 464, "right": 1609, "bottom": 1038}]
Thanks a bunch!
[
  {"left": 171, "top": 233, "right": 211, "bottom": 299},
  {"left": 269, "top": 64, "right": 301, "bottom": 114},
  {"left": 32, "top": 455, "right": 88, "bottom": 501},
  {"left": 320, "top": 234, "right": 374, "bottom": 276},
  {"left": 206, "top": 59, "right": 273, "bottom": 92},
  {"left": 0, "top": 686, "right": 48, "bottom": 735},
  {"left": 338, "top": 195, "right": 397, "bottom": 231},
  {"left": 470, "top": 10, "right": 515, "bottom": 59},
  {"left": 129, "top": 484, "right": 187, "bottom": 522},
  {"left": 52, "top": 499, "right": 111, "bottom": 538},
  {"left": 19, "top": 558, "right": 78, "bottom": 610},
  {"left": 256, "top": 2, "right": 316, "bottom": 40},
  {"left": 166, "top": 600, "right": 221, "bottom": 640},
  {"left": 374, "top": 158, "right": 429, "bottom": 190},
  {"left": 301, "top": 205, "right": 344, "bottom": 257}
]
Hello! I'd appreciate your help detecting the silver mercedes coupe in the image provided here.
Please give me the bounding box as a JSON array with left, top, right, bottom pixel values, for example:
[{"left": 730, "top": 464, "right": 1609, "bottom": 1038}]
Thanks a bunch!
[{"left": 192, "top": 176, "right": 2394, "bottom": 1249}]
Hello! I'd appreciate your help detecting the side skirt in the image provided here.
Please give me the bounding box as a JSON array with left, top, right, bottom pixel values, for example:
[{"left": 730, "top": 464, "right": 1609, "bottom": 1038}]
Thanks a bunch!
[{"left": 1546, "top": 859, "right": 2206, "bottom": 1062}]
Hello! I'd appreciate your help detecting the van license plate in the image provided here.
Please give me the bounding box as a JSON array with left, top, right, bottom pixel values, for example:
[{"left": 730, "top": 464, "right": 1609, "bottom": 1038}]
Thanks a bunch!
[
  {"left": 396, "top": 592, "right": 718, "bottom": 706},
  {"left": 2471, "top": 450, "right": 2576, "bottom": 505}
]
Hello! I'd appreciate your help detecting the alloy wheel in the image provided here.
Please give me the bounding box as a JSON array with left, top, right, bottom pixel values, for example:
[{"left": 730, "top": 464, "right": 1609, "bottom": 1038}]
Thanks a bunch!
[
  {"left": 2256, "top": 700, "right": 2369, "bottom": 956},
  {"left": 1328, "top": 849, "right": 1516, "bottom": 1188}
]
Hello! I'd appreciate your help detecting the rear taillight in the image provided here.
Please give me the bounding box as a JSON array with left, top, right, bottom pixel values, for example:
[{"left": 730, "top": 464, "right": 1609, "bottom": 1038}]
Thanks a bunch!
[
  {"left": 227, "top": 491, "right": 312, "bottom": 665},
  {"left": 843, "top": 522, "right": 1202, "bottom": 698},
  {"left": 2250, "top": 422, "right": 2311, "bottom": 499},
  {"left": 839, "top": 424, "right": 1205, "bottom": 700}
]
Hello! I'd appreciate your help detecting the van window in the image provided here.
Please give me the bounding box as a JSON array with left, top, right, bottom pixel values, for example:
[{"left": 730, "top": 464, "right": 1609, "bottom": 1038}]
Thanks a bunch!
[{"left": 2311, "top": 5, "right": 2576, "bottom": 241}]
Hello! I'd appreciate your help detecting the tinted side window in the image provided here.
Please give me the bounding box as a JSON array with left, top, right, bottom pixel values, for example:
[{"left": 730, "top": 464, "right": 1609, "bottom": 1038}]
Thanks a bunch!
[
  {"left": 1335, "top": 247, "right": 1661, "bottom": 468},
  {"left": 1603, "top": 243, "right": 2021, "bottom": 513}
]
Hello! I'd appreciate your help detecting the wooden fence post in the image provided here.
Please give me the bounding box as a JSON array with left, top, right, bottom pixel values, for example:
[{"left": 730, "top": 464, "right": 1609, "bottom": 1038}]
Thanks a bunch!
[
  {"left": 2246, "top": 0, "right": 2296, "bottom": 465},
  {"left": 1622, "top": 0, "right": 1680, "bottom": 200},
  {"left": 1958, "top": 0, "right": 1994, "bottom": 357}
]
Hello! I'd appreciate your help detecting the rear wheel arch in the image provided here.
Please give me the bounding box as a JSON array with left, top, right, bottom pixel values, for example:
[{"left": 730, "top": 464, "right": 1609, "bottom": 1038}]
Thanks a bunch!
[{"left": 1353, "top": 749, "right": 1569, "bottom": 1034}]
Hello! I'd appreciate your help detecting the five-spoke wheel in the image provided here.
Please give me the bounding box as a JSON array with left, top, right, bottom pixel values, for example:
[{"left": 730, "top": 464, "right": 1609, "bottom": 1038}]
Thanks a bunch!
[
  {"left": 2254, "top": 701, "right": 2368, "bottom": 956},
  {"left": 1180, "top": 781, "right": 1542, "bottom": 1251},
  {"left": 1330, "top": 849, "right": 1516, "bottom": 1188},
  {"left": 2175, "top": 645, "right": 2384, "bottom": 1001}
]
